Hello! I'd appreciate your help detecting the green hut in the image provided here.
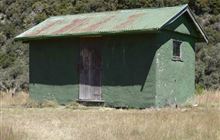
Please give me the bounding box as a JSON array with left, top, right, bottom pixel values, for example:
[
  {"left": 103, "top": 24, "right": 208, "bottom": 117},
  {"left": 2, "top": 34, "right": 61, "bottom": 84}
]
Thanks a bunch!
[{"left": 15, "top": 5, "right": 208, "bottom": 108}]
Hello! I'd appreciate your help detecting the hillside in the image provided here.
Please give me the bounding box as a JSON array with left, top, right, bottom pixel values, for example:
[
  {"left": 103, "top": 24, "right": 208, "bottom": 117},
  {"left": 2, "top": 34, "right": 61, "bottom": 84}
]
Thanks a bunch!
[{"left": 0, "top": 0, "right": 219, "bottom": 92}]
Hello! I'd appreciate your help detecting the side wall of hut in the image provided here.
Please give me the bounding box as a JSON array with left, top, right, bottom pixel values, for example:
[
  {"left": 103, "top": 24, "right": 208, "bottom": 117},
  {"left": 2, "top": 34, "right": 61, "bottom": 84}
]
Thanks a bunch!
[
  {"left": 29, "top": 34, "right": 159, "bottom": 108},
  {"left": 154, "top": 13, "right": 198, "bottom": 107},
  {"left": 101, "top": 34, "right": 158, "bottom": 108},
  {"left": 155, "top": 31, "right": 195, "bottom": 107},
  {"left": 29, "top": 38, "right": 80, "bottom": 104}
]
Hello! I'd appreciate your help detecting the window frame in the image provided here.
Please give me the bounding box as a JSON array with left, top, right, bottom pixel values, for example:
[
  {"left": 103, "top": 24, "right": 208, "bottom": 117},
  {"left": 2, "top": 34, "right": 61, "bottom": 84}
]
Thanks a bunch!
[{"left": 172, "top": 39, "right": 183, "bottom": 61}]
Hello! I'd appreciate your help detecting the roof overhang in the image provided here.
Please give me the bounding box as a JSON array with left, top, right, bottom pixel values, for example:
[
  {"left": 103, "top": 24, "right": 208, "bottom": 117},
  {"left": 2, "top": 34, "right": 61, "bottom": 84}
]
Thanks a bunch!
[{"left": 15, "top": 28, "right": 159, "bottom": 42}]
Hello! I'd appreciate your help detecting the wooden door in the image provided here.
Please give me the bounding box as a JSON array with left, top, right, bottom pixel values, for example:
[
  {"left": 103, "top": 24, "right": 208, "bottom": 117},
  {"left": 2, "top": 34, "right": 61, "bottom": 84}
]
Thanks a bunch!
[{"left": 79, "top": 38, "right": 102, "bottom": 101}]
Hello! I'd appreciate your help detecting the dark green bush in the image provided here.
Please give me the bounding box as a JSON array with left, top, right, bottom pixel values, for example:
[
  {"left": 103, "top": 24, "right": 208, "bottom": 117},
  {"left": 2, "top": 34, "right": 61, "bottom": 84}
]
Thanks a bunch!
[{"left": 0, "top": 0, "right": 219, "bottom": 91}]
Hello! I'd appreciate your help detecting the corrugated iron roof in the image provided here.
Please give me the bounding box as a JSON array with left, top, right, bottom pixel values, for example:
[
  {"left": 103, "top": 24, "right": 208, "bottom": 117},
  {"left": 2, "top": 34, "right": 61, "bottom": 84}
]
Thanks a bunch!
[{"left": 15, "top": 4, "right": 208, "bottom": 42}]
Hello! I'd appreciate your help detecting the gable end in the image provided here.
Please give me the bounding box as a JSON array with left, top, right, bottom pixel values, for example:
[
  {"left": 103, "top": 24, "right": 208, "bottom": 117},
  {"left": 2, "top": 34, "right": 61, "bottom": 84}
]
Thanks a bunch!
[{"left": 161, "top": 5, "right": 208, "bottom": 43}]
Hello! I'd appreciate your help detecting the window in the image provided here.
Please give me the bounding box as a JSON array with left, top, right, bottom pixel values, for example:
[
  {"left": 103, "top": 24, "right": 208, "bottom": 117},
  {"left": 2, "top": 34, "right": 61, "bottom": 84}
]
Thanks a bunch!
[{"left": 172, "top": 40, "right": 182, "bottom": 61}]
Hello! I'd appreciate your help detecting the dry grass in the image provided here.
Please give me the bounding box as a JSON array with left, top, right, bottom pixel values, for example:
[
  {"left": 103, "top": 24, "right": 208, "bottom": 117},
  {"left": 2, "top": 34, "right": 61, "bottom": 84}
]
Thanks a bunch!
[
  {"left": 0, "top": 91, "right": 60, "bottom": 108},
  {"left": 0, "top": 124, "right": 27, "bottom": 140},
  {"left": 1, "top": 107, "right": 220, "bottom": 140},
  {"left": 0, "top": 90, "right": 220, "bottom": 140},
  {"left": 0, "top": 91, "right": 29, "bottom": 107},
  {"left": 195, "top": 90, "right": 220, "bottom": 107}
]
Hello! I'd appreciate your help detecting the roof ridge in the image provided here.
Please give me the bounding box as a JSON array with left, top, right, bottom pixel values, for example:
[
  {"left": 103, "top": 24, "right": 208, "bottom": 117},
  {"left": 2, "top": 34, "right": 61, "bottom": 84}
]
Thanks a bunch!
[
  {"left": 160, "top": 4, "right": 188, "bottom": 28},
  {"left": 49, "top": 4, "right": 188, "bottom": 19}
]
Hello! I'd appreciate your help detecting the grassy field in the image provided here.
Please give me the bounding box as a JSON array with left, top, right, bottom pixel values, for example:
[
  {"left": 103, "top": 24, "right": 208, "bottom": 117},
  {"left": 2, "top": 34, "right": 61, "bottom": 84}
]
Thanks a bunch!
[{"left": 0, "top": 91, "right": 220, "bottom": 140}]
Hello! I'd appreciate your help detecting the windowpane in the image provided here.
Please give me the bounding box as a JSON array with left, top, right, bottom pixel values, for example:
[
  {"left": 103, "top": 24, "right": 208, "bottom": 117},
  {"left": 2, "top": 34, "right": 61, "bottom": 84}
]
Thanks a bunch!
[{"left": 173, "top": 40, "right": 182, "bottom": 60}]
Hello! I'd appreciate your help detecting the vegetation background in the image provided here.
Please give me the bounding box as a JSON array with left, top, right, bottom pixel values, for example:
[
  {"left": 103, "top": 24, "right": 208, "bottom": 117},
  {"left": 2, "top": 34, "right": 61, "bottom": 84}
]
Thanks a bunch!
[{"left": 0, "top": 0, "right": 219, "bottom": 93}]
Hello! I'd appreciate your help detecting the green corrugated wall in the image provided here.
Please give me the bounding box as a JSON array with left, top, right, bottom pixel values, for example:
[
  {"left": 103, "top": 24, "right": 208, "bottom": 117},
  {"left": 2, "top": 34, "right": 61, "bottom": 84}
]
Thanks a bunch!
[
  {"left": 154, "top": 13, "right": 197, "bottom": 107},
  {"left": 101, "top": 34, "right": 157, "bottom": 108},
  {"left": 155, "top": 31, "right": 195, "bottom": 107},
  {"left": 29, "top": 38, "right": 79, "bottom": 104},
  {"left": 29, "top": 34, "right": 158, "bottom": 108}
]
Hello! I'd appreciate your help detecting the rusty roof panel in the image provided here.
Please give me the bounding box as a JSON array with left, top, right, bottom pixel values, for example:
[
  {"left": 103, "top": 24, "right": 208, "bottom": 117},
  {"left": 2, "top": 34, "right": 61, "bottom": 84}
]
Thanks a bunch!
[{"left": 16, "top": 5, "right": 202, "bottom": 41}]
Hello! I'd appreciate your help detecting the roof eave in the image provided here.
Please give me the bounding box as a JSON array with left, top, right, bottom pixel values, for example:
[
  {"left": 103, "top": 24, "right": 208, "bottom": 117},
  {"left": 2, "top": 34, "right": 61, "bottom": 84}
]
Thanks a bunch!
[
  {"left": 186, "top": 8, "right": 209, "bottom": 43},
  {"left": 15, "top": 28, "right": 159, "bottom": 42}
]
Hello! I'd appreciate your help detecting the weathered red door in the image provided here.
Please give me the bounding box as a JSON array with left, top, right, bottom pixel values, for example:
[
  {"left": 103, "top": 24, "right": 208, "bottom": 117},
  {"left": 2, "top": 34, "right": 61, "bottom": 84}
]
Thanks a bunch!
[{"left": 79, "top": 38, "right": 102, "bottom": 101}]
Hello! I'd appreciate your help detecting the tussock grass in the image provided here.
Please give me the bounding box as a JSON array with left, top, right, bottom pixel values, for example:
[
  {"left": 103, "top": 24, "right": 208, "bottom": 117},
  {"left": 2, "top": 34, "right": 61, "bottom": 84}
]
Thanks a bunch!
[
  {"left": 0, "top": 91, "right": 29, "bottom": 107},
  {"left": 0, "top": 124, "right": 27, "bottom": 140},
  {"left": 39, "top": 100, "right": 59, "bottom": 108},
  {"left": 1, "top": 107, "right": 220, "bottom": 140},
  {"left": 0, "top": 90, "right": 220, "bottom": 140},
  {"left": 0, "top": 92, "right": 59, "bottom": 108},
  {"left": 183, "top": 90, "right": 220, "bottom": 108},
  {"left": 195, "top": 90, "right": 220, "bottom": 107},
  {"left": 65, "top": 101, "right": 86, "bottom": 109}
]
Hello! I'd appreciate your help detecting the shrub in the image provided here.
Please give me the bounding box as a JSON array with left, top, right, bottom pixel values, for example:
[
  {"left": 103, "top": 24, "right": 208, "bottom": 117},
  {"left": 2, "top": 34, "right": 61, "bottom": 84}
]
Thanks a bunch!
[{"left": 195, "top": 84, "right": 205, "bottom": 95}]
